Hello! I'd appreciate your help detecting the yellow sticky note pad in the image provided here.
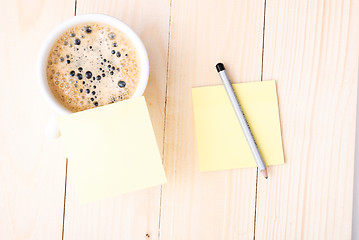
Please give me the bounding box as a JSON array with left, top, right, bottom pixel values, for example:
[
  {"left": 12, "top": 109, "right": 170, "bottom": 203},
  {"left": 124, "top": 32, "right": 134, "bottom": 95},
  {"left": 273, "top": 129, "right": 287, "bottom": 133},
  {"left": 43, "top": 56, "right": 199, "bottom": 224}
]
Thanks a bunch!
[
  {"left": 58, "top": 96, "right": 166, "bottom": 203},
  {"left": 192, "top": 80, "right": 284, "bottom": 172}
]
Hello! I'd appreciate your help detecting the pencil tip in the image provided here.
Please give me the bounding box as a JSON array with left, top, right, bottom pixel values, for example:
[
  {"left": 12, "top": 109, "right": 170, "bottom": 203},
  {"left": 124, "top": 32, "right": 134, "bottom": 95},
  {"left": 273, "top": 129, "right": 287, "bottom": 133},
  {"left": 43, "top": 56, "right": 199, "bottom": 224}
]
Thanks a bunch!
[{"left": 260, "top": 169, "right": 268, "bottom": 179}]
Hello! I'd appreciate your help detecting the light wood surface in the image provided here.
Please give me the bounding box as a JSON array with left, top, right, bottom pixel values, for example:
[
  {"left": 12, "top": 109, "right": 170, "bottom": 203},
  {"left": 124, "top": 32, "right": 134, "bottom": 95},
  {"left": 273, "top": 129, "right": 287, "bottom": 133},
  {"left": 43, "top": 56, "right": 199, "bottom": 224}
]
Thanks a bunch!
[
  {"left": 255, "top": 0, "right": 359, "bottom": 239},
  {"left": 63, "top": 0, "right": 170, "bottom": 239},
  {"left": 0, "top": 0, "right": 74, "bottom": 239},
  {"left": 0, "top": 0, "right": 358, "bottom": 239},
  {"left": 159, "top": 0, "right": 264, "bottom": 239}
]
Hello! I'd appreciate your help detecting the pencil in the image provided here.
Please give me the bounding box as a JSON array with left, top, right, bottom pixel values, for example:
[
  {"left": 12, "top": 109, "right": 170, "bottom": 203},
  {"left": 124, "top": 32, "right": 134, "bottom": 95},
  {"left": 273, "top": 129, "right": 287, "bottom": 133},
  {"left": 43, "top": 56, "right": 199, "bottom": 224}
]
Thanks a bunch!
[{"left": 215, "top": 63, "right": 268, "bottom": 179}]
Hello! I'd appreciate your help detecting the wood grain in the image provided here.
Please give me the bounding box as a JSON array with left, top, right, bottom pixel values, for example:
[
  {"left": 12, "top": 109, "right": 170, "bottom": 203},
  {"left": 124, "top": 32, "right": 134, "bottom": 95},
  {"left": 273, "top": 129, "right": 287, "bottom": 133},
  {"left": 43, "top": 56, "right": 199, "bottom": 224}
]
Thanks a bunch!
[
  {"left": 63, "top": 0, "right": 170, "bottom": 239},
  {"left": 0, "top": 0, "right": 74, "bottom": 239},
  {"left": 255, "top": 0, "right": 359, "bottom": 239},
  {"left": 159, "top": 0, "right": 265, "bottom": 239},
  {"left": 2, "top": 0, "right": 358, "bottom": 238}
]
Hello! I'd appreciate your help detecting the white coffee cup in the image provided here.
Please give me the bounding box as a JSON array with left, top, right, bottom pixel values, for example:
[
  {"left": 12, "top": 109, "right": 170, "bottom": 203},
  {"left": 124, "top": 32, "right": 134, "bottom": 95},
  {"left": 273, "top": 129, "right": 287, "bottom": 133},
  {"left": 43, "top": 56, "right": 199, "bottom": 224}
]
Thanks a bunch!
[{"left": 38, "top": 14, "right": 149, "bottom": 138}]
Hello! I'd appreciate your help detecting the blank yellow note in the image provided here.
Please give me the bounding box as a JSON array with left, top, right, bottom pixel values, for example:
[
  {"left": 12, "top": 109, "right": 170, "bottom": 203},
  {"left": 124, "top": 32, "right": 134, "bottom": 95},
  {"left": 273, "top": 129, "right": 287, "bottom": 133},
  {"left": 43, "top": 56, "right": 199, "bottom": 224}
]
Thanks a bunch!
[
  {"left": 192, "top": 80, "right": 284, "bottom": 172},
  {"left": 58, "top": 96, "right": 166, "bottom": 203}
]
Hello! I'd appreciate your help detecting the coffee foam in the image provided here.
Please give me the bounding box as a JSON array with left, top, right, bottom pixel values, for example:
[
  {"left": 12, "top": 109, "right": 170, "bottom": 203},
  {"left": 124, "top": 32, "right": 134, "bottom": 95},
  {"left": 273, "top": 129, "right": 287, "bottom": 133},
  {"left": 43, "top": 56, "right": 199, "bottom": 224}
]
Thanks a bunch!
[{"left": 46, "top": 22, "right": 140, "bottom": 112}]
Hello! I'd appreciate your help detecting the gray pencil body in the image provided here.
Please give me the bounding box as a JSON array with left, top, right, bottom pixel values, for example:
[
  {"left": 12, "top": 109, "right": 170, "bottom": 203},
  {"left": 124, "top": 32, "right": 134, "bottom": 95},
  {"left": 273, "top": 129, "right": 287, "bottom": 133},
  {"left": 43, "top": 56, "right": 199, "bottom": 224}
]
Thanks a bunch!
[{"left": 218, "top": 68, "right": 266, "bottom": 171}]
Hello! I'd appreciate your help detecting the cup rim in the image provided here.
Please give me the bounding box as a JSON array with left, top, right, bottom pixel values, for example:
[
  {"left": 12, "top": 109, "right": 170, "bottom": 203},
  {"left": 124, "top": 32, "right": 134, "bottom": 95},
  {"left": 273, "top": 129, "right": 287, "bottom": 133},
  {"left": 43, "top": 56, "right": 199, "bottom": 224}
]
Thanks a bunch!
[{"left": 38, "top": 13, "right": 149, "bottom": 115}]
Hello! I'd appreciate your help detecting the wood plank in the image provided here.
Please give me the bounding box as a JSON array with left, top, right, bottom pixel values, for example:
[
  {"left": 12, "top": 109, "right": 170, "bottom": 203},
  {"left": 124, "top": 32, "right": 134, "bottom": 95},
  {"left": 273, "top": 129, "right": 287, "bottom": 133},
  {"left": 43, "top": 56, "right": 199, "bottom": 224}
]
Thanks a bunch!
[
  {"left": 0, "top": 0, "right": 74, "bottom": 239},
  {"left": 63, "top": 0, "right": 170, "bottom": 239},
  {"left": 255, "top": 0, "right": 359, "bottom": 239},
  {"left": 159, "top": 0, "right": 265, "bottom": 239}
]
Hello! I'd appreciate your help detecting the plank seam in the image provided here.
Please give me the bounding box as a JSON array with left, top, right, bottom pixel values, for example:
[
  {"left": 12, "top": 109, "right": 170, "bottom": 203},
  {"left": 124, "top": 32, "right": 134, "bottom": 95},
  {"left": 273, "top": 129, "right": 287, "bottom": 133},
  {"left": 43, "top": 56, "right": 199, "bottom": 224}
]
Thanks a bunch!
[
  {"left": 260, "top": 0, "right": 267, "bottom": 83},
  {"left": 62, "top": 2, "right": 77, "bottom": 239},
  {"left": 158, "top": 0, "right": 173, "bottom": 239},
  {"left": 254, "top": 0, "right": 267, "bottom": 239},
  {"left": 74, "top": 0, "right": 77, "bottom": 16},
  {"left": 253, "top": 170, "right": 259, "bottom": 240},
  {"left": 61, "top": 159, "right": 69, "bottom": 240}
]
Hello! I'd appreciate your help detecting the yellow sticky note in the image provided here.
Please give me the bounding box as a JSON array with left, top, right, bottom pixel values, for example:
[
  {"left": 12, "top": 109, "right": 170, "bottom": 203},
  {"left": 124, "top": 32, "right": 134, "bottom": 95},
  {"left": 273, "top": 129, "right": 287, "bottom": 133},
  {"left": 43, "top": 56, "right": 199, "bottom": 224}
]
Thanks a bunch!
[
  {"left": 58, "top": 96, "right": 166, "bottom": 203},
  {"left": 192, "top": 80, "right": 284, "bottom": 172}
]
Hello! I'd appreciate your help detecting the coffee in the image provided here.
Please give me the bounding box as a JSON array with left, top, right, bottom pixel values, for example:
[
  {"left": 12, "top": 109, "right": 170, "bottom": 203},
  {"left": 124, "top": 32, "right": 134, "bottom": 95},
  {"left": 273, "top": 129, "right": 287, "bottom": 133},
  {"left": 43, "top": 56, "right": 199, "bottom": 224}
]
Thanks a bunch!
[{"left": 46, "top": 22, "right": 140, "bottom": 112}]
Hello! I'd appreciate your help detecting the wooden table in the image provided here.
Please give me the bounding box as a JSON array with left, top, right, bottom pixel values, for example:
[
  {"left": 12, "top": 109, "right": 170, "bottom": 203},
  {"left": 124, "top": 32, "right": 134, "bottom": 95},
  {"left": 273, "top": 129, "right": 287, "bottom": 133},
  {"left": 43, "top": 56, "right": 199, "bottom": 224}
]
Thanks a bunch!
[{"left": 1, "top": 0, "right": 358, "bottom": 239}]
